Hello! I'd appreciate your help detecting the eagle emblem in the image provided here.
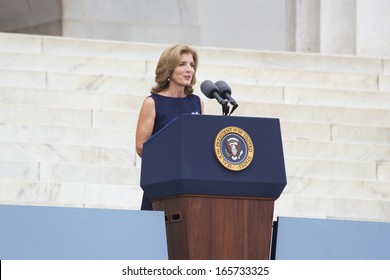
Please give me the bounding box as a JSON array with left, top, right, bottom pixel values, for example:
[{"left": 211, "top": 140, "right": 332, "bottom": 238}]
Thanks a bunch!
[
  {"left": 214, "top": 126, "right": 254, "bottom": 171},
  {"left": 224, "top": 137, "right": 244, "bottom": 161}
]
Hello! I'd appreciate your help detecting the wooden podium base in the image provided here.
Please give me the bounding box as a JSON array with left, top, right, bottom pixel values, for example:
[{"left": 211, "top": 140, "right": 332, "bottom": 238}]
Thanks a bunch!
[{"left": 152, "top": 195, "right": 275, "bottom": 260}]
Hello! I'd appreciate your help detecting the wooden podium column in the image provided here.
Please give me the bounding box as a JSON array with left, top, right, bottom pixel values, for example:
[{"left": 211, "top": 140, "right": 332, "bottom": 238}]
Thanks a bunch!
[{"left": 152, "top": 195, "right": 275, "bottom": 260}]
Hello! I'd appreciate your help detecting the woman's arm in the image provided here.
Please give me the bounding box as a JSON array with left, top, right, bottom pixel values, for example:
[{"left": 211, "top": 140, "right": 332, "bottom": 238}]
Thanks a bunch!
[{"left": 135, "top": 97, "right": 155, "bottom": 158}]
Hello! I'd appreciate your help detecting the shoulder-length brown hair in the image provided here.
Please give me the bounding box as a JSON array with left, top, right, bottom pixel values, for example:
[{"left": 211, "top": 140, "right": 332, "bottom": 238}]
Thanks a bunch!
[{"left": 151, "top": 44, "right": 198, "bottom": 95}]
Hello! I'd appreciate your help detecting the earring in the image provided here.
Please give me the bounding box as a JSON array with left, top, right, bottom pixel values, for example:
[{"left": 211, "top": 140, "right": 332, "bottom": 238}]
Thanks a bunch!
[{"left": 167, "top": 77, "right": 170, "bottom": 81}]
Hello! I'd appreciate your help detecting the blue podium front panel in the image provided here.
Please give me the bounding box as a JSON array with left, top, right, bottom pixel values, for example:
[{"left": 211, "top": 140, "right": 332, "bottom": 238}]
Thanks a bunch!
[
  {"left": 0, "top": 205, "right": 168, "bottom": 260},
  {"left": 273, "top": 216, "right": 390, "bottom": 260},
  {"left": 141, "top": 114, "right": 287, "bottom": 200}
]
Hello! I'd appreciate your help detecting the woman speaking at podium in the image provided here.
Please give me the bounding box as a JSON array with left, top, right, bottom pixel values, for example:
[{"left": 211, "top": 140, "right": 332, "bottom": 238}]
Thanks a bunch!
[{"left": 135, "top": 44, "right": 204, "bottom": 210}]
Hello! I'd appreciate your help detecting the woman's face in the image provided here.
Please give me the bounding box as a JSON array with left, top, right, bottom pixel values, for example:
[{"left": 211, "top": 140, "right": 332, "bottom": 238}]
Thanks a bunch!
[{"left": 170, "top": 52, "right": 195, "bottom": 87}]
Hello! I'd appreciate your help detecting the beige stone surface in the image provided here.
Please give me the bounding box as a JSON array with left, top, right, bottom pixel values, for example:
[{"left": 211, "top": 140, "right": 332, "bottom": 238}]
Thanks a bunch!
[{"left": 0, "top": 32, "right": 389, "bottom": 223}]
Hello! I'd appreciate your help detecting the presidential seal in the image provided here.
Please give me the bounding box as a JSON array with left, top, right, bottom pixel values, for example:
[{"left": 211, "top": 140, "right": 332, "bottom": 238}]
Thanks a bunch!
[{"left": 214, "top": 126, "right": 254, "bottom": 171}]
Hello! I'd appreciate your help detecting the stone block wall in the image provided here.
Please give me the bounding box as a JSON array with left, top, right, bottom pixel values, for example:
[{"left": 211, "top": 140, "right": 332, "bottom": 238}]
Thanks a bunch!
[{"left": 1, "top": 0, "right": 390, "bottom": 56}]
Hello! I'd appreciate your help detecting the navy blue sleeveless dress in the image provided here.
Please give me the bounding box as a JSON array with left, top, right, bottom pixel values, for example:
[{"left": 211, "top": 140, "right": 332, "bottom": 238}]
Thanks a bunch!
[{"left": 141, "top": 93, "right": 202, "bottom": 210}]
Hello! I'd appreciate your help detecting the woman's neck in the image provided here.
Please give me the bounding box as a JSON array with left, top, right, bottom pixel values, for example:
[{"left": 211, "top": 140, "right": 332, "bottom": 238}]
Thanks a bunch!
[{"left": 161, "top": 86, "right": 186, "bottom": 98}]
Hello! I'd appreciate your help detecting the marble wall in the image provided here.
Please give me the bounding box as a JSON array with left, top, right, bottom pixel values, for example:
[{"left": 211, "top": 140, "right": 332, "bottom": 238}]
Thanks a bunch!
[
  {"left": 60, "top": 0, "right": 287, "bottom": 51},
  {"left": 0, "top": 0, "right": 390, "bottom": 56},
  {"left": 356, "top": 0, "right": 390, "bottom": 57},
  {"left": 320, "top": 0, "right": 356, "bottom": 54}
]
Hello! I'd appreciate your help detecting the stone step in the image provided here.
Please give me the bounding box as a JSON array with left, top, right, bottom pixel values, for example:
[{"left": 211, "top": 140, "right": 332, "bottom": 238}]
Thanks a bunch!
[
  {"left": 0, "top": 69, "right": 152, "bottom": 93},
  {"left": 283, "top": 121, "right": 389, "bottom": 146},
  {"left": 283, "top": 139, "right": 390, "bottom": 162},
  {"left": 275, "top": 194, "right": 390, "bottom": 223},
  {"left": 197, "top": 48, "right": 388, "bottom": 75},
  {"left": 3, "top": 90, "right": 390, "bottom": 136},
  {"left": 1, "top": 45, "right": 386, "bottom": 92},
  {"left": 262, "top": 103, "right": 390, "bottom": 127},
  {"left": 206, "top": 100, "right": 390, "bottom": 127},
  {"left": 213, "top": 83, "right": 390, "bottom": 110},
  {"left": 331, "top": 124, "right": 390, "bottom": 145},
  {"left": 0, "top": 160, "right": 140, "bottom": 185},
  {"left": 0, "top": 103, "right": 92, "bottom": 127},
  {"left": 1, "top": 32, "right": 388, "bottom": 75},
  {"left": 2, "top": 83, "right": 390, "bottom": 115},
  {"left": 284, "top": 87, "right": 390, "bottom": 110},
  {"left": 1, "top": 33, "right": 389, "bottom": 92},
  {"left": 204, "top": 86, "right": 390, "bottom": 117},
  {"left": 284, "top": 176, "right": 390, "bottom": 201},
  {"left": 0, "top": 123, "right": 134, "bottom": 147},
  {"left": 197, "top": 64, "right": 382, "bottom": 91},
  {"left": 280, "top": 121, "right": 332, "bottom": 142},
  {"left": 380, "top": 75, "right": 390, "bottom": 91},
  {"left": 0, "top": 52, "right": 147, "bottom": 77},
  {"left": 0, "top": 87, "right": 146, "bottom": 111},
  {"left": 0, "top": 33, "right": 43, "bottom": 53},
  {"left": 284, "top": 158, "right": 386, "bottom": 182},
  {"left": 0, "top": 32, "right": 165, "bottom": 61},
  {"left": 0, "top": 180, "right": 143, "bottom": 210},
  {"left": 4, "top": 83, "right": 389, "bottom": 115},
  {"left": 3, "top": 94, "right": 390, "bottom": 131},
  {"left": 0, "top": 66, "right": 385, "bottom": 95},
  {"left": 0, "top": 141, "right": 136, "bottom": 166},
  {"left": 378, "top": 162, "right": 390, "bottom": 181},
  {"left": 0, "top": 69, "right": 46, "bottom": 89},
  {"left": 0, "top": 103, "right": 139, "bottom": 129}
]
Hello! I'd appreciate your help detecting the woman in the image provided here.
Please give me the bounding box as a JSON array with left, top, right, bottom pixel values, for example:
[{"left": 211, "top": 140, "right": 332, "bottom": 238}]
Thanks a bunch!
[{"left": 135, "top": 44, "right": 204, "bottom": 210}]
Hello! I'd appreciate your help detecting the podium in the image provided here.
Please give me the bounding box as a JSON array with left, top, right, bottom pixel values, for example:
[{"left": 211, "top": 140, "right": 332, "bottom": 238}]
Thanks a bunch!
[{"left": 141, "top": 114, "right": 286, "bottom": 259}]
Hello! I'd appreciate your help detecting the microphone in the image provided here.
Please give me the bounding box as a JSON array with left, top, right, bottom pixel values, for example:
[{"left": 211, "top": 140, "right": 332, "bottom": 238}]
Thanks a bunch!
[
  {"left": 200, "top": 80, "right": 230, "bottom": 116},
  {"left": 215, "top": 80, "right": 238, "bottom": 115},
  {"left": 200, "top": 80, "right": 226, "bottom": 105},
  {"left": 215, "top": 80, "right": 237, "bottom": 106}
]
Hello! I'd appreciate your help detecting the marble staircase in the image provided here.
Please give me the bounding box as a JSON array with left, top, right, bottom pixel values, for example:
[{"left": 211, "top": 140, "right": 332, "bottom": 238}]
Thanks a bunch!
[{"left": 0, "top": 32, "right": 389, "bottom": 222}]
